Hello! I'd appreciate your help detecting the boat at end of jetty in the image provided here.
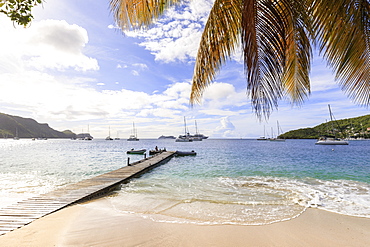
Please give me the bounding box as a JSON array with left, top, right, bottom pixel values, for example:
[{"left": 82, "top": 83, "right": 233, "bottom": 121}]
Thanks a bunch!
[
  {"left": 175, "top": 150, "right": 197, "bottom": 156},
  {"left": 126, "top": 149, "right": 146, "bottom": 154}
]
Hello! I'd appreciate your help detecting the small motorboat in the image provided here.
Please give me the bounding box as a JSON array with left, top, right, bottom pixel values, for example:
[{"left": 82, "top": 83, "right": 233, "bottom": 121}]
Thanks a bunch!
[
  {"left": 175, "top": 150, "right": 197, "bottom": 156},
  {"left": 126, "top": 149, "right": 146, "bottom": 154}
]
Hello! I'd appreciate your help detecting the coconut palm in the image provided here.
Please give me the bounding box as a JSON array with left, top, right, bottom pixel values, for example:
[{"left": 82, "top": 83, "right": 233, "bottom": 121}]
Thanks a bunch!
[{"left": 110, "top": 0, "right": 369, "bottom": 117}]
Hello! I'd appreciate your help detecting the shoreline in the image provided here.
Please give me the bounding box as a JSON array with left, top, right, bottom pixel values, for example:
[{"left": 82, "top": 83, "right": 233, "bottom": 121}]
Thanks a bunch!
[{"left": 0, "top": 197, "right": 369, "bottom": 247}]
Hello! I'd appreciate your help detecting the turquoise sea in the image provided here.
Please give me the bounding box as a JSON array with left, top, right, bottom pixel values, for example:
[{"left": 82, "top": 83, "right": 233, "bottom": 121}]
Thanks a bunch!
[{"left": 0, "top": 139, "right": 369, "bottom": 225}]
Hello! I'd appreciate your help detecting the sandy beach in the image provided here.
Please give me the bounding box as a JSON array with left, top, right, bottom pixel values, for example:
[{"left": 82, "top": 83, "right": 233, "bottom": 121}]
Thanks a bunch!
[{"left": 0, "top": 197, "right": 369, "bottom": 247}]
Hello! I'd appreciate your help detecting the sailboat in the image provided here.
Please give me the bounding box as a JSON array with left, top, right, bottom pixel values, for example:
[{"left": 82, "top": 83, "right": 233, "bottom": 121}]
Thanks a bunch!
[
  {"left": 114, "top": 131, "right": 120, "bottom": 140},
  {"left": 315, "top": 105, "right": 348, "bottom": 145},
  {"left": 105, "top": 126, "right": 113, "bottom": 140},
  {"left": 257, "top": 126, "right": 268, "bottom": 140},
  {"left": 13, "top": 127, "right": 19, "bottom": 140},
  {"left": 85, "top": 125, "right": 93, "bottom": 140},
  {"left": 127, "top": 122, "right": 139, "bottom": 141},
  {"left": 270, "top": 121, "right": 285, "bottom": 142},
  {"left": 190, "top": 120, "right": 204, "bottom": 141},
  {"left": 175, "top": 117, "right": 193, "bottom": 142}
]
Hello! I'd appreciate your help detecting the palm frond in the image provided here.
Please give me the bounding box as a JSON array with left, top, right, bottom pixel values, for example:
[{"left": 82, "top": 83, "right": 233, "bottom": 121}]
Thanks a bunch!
[
  {"left": 110, "top": 0, "right": 180, "bottom": 30},
  {"left": 280, "top": 0, "right": 312, "bottom": 104},
  {"left": 313, "top": 0, "right": 370, "bottom": 105},
  {"left": 242, "top": 0, "right": 312, "bottom": 117},
  {"left": 190, "top": 0, "right": 242, "bottom": 104}
]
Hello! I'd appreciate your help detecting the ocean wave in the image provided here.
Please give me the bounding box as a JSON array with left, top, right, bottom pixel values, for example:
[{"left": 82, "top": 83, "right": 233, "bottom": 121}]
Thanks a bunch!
[{"left": 111, "top": 175, "right": 370, "bottom": 225}]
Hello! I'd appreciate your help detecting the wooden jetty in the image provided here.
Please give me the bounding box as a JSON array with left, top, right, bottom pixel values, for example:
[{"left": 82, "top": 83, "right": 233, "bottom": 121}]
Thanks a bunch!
[{"left": 0, "top": 151, "right": 175, "bottom": 236}]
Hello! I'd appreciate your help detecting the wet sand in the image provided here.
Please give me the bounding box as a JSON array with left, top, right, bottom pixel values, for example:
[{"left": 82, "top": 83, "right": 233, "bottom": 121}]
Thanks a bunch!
[{"left": 0, "top": 198, "right": 369, "bottom": 247}]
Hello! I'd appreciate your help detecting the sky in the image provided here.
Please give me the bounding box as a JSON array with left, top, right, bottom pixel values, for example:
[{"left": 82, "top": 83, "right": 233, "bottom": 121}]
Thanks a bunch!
[{"left": 0, "top": 0, "right": 368, "bottom": 139}]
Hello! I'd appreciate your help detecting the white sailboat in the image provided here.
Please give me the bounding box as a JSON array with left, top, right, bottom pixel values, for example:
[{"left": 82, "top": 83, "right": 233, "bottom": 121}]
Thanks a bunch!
[
  {"left": 85, "top": 125, "right": 92, "bottom": 140},
  {"left": 127, "top": 122, "right": 139, "bottom": 141},
  {"left": 105, "top": 126, "right": 113, "bottom": 140},
  {"left": 270, "top": 121, "right": 285, "bottom": 142},
  {"left": 13, "top": 127, "right": 19, "bottom": 140},
  {"left": 257, "top": 126, "right": 268, "bottom": 140},
  {"left": 190, "top": 120, "right": 203, "bottom": 141},
  {"left": 175, "top": 117, "right": 193, "bottom": 142},
  {"left": 315, "top": 105, "right": 348, "bottom": 145},
  {"left": 114, "top": 131, "right": 120, "bottom": 140}
]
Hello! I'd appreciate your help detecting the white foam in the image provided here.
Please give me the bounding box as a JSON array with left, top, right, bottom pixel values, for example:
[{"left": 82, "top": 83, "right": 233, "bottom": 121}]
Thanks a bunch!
[{"left": 114, "top": 176, "right": 370, "bottom": 225}]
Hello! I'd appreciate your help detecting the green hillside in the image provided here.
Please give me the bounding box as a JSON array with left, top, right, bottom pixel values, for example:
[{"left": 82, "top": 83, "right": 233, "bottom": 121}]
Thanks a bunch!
[
  {"left": 0, "top": 113, "right": 76, "bottom": 139},
  {"left": 279, "top": 114, "right": 370, "bottom": 139}
]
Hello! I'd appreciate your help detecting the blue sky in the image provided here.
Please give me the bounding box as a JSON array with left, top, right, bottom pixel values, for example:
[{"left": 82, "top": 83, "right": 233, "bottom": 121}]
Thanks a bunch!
[{"left": 0, "top": 0, "right": 368, "bottom": 138}]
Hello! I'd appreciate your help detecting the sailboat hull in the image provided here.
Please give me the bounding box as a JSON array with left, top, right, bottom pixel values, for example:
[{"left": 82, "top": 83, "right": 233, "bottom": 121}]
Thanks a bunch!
[
  {"left": 269, "top": 138, "right": 285, "bottom": 142},
  {"left": 316, "top": 105, "right": 349, "bottom": 145},
  {"left": 315, "top": 139, "right": 348, "bottom": 145}
]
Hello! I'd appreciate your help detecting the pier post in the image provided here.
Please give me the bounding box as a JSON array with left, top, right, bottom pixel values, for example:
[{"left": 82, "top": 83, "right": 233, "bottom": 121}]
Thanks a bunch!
[{"left": 127, "top": 157, "right": 130, "bottom": 166}]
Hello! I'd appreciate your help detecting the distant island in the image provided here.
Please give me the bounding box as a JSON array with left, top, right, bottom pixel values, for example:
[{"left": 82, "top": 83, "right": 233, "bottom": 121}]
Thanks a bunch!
[
  {"left": 279, "top": 114, "right": 370, "bottom": 139},
  {"left": 0, "top": 113, "right": 76, "bottom": 139}
]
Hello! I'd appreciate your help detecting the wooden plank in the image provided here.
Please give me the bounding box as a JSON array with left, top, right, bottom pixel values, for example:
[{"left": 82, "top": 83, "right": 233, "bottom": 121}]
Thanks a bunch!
[{"left": 0, "top": 151, "right": 175, "bottom": 236}]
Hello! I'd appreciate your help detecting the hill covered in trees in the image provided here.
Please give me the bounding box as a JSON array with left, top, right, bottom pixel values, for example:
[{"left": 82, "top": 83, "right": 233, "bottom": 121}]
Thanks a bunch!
[
  {"left": 279, "top": 114, "right": 370, "bottom": 139},
  {"left": 0, "top": 113, "right": 76, "bottom": 139}
]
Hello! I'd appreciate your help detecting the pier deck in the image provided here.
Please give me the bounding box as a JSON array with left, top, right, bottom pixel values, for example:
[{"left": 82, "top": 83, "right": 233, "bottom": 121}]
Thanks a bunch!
[{"left": 0, "top": 151, "right": 175, "bottom": 236}]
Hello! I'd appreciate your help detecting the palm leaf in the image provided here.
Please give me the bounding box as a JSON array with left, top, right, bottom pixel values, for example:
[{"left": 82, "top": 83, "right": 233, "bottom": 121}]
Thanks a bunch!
[
  {"left": 280, "top": 0, "right": 312, "bottom": 105},
  {"left": 110, "top": 0, "right": 180, "bottom": 30},
  {"left": 313, "top": 0, "right": 370, "bottom": 105},
  {"left": 190, "top": 0, "right": 242, "bottom": 104},
  {"left": 241, "top": 0, "right": 313, "bottom": 117},
  {"left": 110, "top": 0, "right": 369, "bottom": 117}
]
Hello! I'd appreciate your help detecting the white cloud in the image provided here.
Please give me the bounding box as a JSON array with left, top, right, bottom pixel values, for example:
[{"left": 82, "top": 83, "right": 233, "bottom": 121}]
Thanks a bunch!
[
  {"left": 0, "top": 72, "right": 193, "bottom": 125},
  {"left": 132, "top": 63, "right": 148, "bottom": 70},
  {"left": 0, "top": 17, "right": 99, "bottom": 72},
  {"left": 130, "top": 63, "right": 148, "bottom": 75},
  {"left": 124, "top": 0, "right": 214, "bottom": 63},
  {"left": 116, "top": 64, "right": 127, "bottom": 69},
  {"left": 203, "top": 83, "right": 238, "bottom": 101},
  {"left": 213, "top": 117, "right": 236, "bottom": 138}
]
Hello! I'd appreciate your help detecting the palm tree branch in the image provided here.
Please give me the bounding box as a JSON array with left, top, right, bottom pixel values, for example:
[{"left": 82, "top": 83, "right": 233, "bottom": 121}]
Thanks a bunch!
[
  {"left": 281, "top": 0, "right": 312, "bottom": 104},
  {"left": 243, "top": 0, "right": 299, "bottom": 117},
  {"left": 110, "top": 0, "right": 180, "bottom": 30},
  {"left": 190, "top": 0, "right": 242, "bottom": 104},
  {"left": 313, "top": 0, "right": 370, "bottom": 105}
]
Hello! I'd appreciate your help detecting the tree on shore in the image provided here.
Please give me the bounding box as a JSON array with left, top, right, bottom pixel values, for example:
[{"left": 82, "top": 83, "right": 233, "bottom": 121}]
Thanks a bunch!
[{"left": 110, "top": 0, "right": 369, "bottom": 118}]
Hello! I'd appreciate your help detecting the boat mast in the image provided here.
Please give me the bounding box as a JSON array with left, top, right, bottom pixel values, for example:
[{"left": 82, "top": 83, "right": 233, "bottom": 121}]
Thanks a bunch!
[
  {"left": 328, "top": 104, "right": 335, "bottom": 137},
  {"left": 184, "top": 117, "right": 187, "bottom": 136},
  {"left": 328, "top": 104, "right": 334, "bottom": 122},
  {"left": 195, "top": 120, "right": 199, "bottom": 135},
  {"left": 133, "top": 122, "right": 136, "bottom": 138},
  {"left": 271, "top": 127, "right": 274, "bottom": 138}
]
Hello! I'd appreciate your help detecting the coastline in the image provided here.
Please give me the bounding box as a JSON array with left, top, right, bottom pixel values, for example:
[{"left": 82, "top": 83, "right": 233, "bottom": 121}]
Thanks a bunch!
[{"left": 0, "top": 197, "right": 369, "bottom": 247}]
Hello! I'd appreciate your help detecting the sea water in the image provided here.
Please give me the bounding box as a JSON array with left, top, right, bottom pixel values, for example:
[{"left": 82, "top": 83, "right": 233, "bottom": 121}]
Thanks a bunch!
[{"left": 0, "top": 139, "right": 369, "bottom": 225}]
